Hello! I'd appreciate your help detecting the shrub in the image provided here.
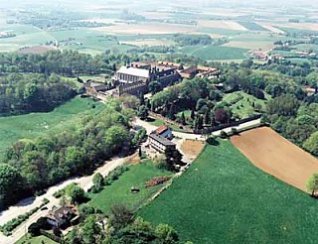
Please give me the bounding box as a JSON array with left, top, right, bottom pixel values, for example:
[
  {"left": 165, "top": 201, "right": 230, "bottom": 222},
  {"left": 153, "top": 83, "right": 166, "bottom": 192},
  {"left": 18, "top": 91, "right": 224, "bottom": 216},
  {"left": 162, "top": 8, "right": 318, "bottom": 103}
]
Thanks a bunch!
[
  {"left": 145, "top": 176, "right": 171, "bottom": 188},
  {"left": 219, "top": 131, "right": 228, "bottom": 139}
]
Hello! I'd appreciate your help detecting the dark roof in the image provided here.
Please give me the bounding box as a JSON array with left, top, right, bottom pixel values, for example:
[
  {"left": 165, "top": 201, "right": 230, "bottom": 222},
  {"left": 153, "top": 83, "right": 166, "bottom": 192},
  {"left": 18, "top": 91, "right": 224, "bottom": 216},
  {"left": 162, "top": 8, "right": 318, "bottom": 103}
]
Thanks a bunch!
[
  {"left": 48, "top": 206, "right": 75, "bottom": 222},
  {"left": 149, "top": 133, "right": 175, "bottom": 146}
]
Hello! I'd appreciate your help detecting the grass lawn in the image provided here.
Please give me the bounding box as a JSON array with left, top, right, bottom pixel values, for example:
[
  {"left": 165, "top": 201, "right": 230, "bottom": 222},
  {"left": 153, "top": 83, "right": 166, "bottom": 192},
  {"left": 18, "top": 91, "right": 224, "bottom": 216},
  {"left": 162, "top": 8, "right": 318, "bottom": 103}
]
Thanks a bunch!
[
  {"left": 140, "top": 140, "right": 318, "bottom": 243},
  {"left": 220, "top": 91, "right": 268, "bottom": 118},
  {"left": 180, "top": 45, "right": 248, "bottom": 60},
  {"left": 0, "top": 96, "right": 103, "bottom": 158},
  {"left": 88, "top": 161, "right": 173, "bottom": 214},
  {"left": 16, "top": 234, "right": 57, "bottom": 244}
]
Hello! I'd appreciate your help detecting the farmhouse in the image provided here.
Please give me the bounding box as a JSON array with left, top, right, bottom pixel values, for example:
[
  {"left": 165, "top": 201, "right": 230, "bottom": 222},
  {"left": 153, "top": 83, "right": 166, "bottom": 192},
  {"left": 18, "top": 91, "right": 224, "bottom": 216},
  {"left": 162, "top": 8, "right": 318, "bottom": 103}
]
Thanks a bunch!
[
  {"left": 178, "top": 65, "right": 220, "bottom": 79},
  {"left": 84, "top": 80, "right": 109, "bottom": 95},
  {"left": 153, "top": 125, "right": 173, "bottom": 139},
  {"left": 148, "top": 133, "right": 176, "bottom": 153},
  {"left": 47, "top": 205, "right": 77, "bottom": 228}
]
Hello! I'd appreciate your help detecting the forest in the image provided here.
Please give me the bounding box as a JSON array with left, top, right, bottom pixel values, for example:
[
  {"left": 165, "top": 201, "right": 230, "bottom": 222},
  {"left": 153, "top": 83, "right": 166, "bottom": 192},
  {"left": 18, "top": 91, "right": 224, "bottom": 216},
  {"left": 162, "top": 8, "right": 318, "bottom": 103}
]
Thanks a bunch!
[{"left": 0, "top": 99, "right": 136, "bottom": 210}]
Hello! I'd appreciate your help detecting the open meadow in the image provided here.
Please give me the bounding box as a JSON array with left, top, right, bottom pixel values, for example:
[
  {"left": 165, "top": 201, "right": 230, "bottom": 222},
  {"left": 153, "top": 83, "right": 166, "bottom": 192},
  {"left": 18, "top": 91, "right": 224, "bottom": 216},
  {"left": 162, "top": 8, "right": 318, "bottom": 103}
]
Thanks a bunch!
[
  {"left": 231, "top": 127, "right": 318, "bottom": 192},
  {"left": 88, "top": 160, "right": 172, "bottom": 214},
  {"left": 0, "top": 97, "right": 102, "bottom": 158},
  {"left": 140, "top": 140, "right": 318, "bottom": 243}
]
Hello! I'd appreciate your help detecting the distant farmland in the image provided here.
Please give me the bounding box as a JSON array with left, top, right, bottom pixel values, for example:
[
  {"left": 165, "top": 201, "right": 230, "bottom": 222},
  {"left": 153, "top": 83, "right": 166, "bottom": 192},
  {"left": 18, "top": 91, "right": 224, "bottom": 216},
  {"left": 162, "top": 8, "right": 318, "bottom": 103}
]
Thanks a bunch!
[
  {"left": 180, "top": 45, "right": 248, "bottom": 60},
  {"left": 140, "top": 141, "right": 318, "bottom": 243}
]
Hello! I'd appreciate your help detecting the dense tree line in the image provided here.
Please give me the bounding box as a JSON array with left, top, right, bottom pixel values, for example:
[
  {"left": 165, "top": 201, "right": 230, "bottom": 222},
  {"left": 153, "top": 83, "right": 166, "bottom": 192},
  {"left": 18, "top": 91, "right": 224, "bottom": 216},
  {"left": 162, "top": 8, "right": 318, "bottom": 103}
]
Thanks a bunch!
[
  {"left": 65, "top": 205, "right": 181, "bottom": 244},
  {"left": 0, "top": 73, "right": 77, "bottom": 115},
  {"left": 0, "top": 50, "right": 115, "bottom": 76},
  {"left": 0, "top": 100, "right": 136, "bottom": 210},
  {"left": 173, "top": 34, "right": 213, "bottom": 46},
  {"left": 264, "top": 95, "right": 318, "bottom": 154}
]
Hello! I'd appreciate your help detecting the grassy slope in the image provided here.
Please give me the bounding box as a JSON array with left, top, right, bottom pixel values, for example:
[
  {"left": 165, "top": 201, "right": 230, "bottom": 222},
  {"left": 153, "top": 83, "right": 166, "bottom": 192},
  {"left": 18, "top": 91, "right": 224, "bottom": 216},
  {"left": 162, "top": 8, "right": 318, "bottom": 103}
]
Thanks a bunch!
[
  {"left": 16, "top": 234, "right": 57, "bottom": 244},
  {"left": 221, "top": 91, "right": 268, "bottom": 118},
  {"left": 88, "top": 161, "right": 172, "bottom": 214},
  {"left": 140, "top": 141, "right": 318, "bottom": 243},
  {"left": 0, "top": 97, "right": 102, "bottom": 158}
]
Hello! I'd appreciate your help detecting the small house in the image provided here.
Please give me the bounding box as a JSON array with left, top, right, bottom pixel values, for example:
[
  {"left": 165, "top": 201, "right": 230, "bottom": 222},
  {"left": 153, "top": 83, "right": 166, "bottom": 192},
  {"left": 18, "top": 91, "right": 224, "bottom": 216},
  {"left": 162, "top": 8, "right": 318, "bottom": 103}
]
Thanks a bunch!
[{"left": 47, "top": 206, "right": 77, "bottom": 228}]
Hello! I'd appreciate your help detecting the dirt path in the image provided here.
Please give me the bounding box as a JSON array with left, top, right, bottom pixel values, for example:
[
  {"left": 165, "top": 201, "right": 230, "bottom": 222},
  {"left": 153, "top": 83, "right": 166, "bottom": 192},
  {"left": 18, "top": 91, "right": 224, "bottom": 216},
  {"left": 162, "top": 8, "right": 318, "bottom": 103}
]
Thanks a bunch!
[{"left": 231, "top": 127, "right": 318, "bottom": 192}]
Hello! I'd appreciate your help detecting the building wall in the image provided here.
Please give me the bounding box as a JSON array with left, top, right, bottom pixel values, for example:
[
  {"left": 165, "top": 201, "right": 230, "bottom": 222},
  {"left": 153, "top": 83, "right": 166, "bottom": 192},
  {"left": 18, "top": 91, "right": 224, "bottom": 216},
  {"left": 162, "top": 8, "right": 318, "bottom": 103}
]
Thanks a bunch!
[
  {"left": 118, "top": 81, "right": 148, "bottom": 96},
  {"left": 149, "top": 137, "right": 166, "bottom": 153}
]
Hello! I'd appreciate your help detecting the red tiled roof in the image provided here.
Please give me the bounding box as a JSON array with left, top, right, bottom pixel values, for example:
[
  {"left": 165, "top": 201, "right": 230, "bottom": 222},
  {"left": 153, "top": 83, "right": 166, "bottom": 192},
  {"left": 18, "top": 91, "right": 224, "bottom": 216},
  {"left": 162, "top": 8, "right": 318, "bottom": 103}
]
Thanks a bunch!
[{"left": 156, "top": 125, "right": 168, "bottom": 135}]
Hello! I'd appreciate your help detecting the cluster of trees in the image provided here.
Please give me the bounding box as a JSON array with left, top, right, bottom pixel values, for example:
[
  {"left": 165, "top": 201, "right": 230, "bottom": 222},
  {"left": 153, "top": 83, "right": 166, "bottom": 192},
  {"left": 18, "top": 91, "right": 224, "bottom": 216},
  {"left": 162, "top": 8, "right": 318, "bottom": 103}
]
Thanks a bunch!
[
  {"left": 264, "top": 94, "right": 318, "bottom": 155},
  {"left": 0, "top": 73, "right": 76, "bottom": 115},
  {"left": 173, "top": 34, "right": 213, "bottom": 46},
  {"left": 149, "top": 78, "right": 234, "bottom": 129},
  {"left": 66, "top": 205, "right": 181, "bottom": 244},
  {"left": 0, "top": 100, "right": 135, "bottom": 210},
  {"left": 0, "top": 50, "right": 116, "bottom": 76}
]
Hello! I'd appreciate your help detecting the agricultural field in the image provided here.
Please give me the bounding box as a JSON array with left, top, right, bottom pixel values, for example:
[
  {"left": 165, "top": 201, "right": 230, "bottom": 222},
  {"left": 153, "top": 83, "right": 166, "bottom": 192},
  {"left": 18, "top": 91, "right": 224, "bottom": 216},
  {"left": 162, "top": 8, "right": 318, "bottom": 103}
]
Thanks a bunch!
[
  {"left": 231, "top": 127, "right": 318, "bottom": 192},
  {"left": 220, "top": 91, "right": 268, "bottom": 118},
  {"left": 0, "top": 97, "right": 102, "bottom": 158},
  {"left": 237, "top": 21, "right": 268, "bottom": 31},
  {"left": 180, "top": 140, "right": 205, "bottom": 161},
  {"left": 140, "top": 140, "right": 318, "bottom": 243},
  {"left": 180, "top": 45, "right": 248, "bottom": 61},
  {"left": 88, "top": 160, "right": 173, "bottom": 214}
]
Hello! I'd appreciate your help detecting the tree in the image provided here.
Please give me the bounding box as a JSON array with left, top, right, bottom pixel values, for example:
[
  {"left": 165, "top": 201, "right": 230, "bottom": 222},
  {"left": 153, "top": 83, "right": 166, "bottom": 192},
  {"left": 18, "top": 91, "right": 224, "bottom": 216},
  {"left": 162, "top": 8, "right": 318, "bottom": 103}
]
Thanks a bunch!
[
  {"left": 155, "top": 224, "right": 179, "bottom": 243},
  {"left": 138, "top": 147, "right": 142, "bottom": 158},
  {"left": 66, "top": 184, "right": 86, "bottom": 204},
  {"left": 180, "top": 112, "right": 186, "bottom": 125},
  {"left": 307, "top": 173, "right": 318, "bottom": 197},
  {"left": 204, "top": 110, "right": 211, "bottom": 125},
  {"left": 109, "top": 204, "right": 135, "bottom": 230},
  {"left": 194, "top": 115, "right": 203, "bottom": 130},
  {"left": 165, "top": 148, "right": 183, "bottom": 171},
  {"left": 190, "top": 109, "right": 195, "bottom": 120},
  {"left": 303, "top": 132, "right": 318, "bottom": 156},
  {"left": 92, "top": 173, "right": 104, "bottom": 192},
  {"left": 137, "top": 105, "right": 149, "bottom": 120},
  {"left": 81, "top": 216, "right": 102, "bottom": 244},
  {"left": 0, "top": 164, "right": 24, "bottom": 209},
  {"left": 105, "top": 125, "right": 130, "bottom": 152},
  {"left": 214, "top": 109, "right": 230, "bottom": 124}
]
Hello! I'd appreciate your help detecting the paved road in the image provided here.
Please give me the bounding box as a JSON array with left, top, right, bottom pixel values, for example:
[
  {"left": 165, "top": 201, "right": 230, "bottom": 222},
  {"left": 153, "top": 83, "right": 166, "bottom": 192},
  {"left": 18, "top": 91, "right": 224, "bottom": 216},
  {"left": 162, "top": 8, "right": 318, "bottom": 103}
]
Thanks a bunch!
[
  {"left": 134, "top": 118, "right": 262, "bottom": 140},
  {"left": 0, "top": 156, "right": 130, "bottom": 244}
]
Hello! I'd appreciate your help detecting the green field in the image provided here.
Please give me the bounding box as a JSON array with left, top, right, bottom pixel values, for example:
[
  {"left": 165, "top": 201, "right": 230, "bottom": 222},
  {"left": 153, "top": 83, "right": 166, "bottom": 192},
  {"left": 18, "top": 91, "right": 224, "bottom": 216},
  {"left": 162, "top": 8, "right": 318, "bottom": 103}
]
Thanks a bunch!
[
  {"left": 180, "top": 45, "right": 248, "bottom": 60},
  {"left": 140, "top": 141, "right": 318, "bottom": 243},
  {"left": 88, "top": 161, "right": 172, "bottom": 214},
  {"left": 0, "top": 97, "right": 103, "bottom": 158},
  {"left": 16, "top": 234, "right": 57, "bottom": 244},
  {"left": 237, "top": 21, "right": 267, "bottom": 31},
  {"left": 220, "top": 91, "right": 268, "bottom": 118}
]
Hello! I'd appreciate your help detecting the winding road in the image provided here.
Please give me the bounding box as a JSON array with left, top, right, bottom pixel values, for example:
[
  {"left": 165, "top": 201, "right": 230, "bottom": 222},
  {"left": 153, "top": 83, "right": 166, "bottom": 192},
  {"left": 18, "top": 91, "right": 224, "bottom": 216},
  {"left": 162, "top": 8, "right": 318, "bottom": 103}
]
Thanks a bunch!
[{"left": 0, "top": 156, "right": 130, "bottom": 244}]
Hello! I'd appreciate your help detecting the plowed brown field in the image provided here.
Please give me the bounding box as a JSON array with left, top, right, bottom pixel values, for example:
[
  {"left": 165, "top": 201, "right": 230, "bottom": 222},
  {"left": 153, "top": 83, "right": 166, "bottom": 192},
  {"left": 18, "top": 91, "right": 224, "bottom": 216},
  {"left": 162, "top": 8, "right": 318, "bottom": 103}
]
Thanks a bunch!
[{"left": 231, "top": 127, "right": 318, "bottom": 192}]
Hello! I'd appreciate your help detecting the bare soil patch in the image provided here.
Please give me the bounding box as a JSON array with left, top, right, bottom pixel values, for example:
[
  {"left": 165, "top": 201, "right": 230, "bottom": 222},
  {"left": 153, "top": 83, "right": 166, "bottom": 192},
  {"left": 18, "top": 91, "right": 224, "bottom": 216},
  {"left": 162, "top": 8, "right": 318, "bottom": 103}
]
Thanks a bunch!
[
  {"left": 231, "top": 127, "right": 318, "bottom": 192},
  {"left": 18, "top": 45, "right": 57, "bottom": 54},
  {"left": 127, "top": 152, "right": 141, "bottom": 165},
  {"left": 181, "top": 140, "right": 205, "bottom": 161},
  {"left": 197, "top": 20, "right": 248, "bottom": 31}
]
